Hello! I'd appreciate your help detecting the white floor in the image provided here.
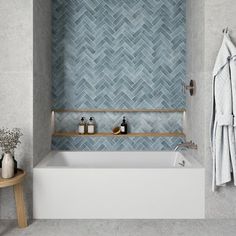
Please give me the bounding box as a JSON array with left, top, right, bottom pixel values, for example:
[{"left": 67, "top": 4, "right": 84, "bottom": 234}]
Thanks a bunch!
[{"left": 1, "top": 220, "right": 236, "bottom": 236}]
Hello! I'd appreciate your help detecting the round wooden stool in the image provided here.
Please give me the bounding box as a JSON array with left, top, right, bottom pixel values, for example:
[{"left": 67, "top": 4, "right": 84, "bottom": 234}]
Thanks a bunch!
[{"left": 0, "top": 169, "right": 27, "bottom": 228}]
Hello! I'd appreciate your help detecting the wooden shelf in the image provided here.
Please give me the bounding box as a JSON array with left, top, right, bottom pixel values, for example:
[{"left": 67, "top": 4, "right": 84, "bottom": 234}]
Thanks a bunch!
[
  {"left": 53, "top": 132, "right": 185, "bottom": 137},
  {"left": 52, "top": 109, "right": 186, "bottom": 113}
]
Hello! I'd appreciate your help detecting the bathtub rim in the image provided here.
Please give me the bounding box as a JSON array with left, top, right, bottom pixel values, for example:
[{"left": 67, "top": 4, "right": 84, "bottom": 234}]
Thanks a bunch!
[{"left": 34, "top": 151, "right": 203, "bottom": 169}]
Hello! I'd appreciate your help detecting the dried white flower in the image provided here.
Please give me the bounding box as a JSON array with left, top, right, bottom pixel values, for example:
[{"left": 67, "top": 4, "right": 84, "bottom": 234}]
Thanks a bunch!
[{"left": 0, "top": 128, "right": 23, "bottom": 153}]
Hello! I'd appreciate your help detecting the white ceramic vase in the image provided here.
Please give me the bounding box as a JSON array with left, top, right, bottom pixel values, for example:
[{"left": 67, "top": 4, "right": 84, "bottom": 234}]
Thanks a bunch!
[{"left": 2, "top": 152, "right": 14, "bottom": 179}]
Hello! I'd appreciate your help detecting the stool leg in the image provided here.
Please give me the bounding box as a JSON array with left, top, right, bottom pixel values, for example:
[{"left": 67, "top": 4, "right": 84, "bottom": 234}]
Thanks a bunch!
[{"left": 14, "top": 183, "right": 27, "bottom": 228}]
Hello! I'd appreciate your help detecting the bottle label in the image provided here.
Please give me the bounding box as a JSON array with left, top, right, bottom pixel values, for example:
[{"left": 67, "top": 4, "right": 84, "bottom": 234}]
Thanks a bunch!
[
  {"left": 120, "top": 126, "right": 125, "bottom": 132},
  {"left": 79, "top": 125, "right": 85, "bottom": 134},
  {"left": 88, "top": 125, "right": 94, "bottom": 134}
]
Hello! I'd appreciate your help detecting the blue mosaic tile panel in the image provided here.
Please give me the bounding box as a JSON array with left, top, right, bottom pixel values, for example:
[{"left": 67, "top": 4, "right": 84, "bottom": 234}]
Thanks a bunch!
[
  {"left": 52, "top": 0, "right": 186, "bottom": 109},
  {"left": 52, "top": 136, "right": 185, "bottom": 151},
  {"left": 55, "top": 112, "right": 183, "bottom": 133}
]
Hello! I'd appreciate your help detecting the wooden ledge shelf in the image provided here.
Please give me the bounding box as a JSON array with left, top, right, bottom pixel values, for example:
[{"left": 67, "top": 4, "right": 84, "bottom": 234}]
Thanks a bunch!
[
  {"left": 52, "top": 109, "right": 186, "bottom": 113},
  {"left": 53, "top": 132, "right": 185, "bottom": 137}
]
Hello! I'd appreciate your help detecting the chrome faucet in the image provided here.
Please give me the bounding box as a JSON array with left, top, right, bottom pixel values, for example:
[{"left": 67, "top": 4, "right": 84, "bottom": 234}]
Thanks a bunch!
[{"left": 174, "top": 141, "right": 198, "bottom": 151}]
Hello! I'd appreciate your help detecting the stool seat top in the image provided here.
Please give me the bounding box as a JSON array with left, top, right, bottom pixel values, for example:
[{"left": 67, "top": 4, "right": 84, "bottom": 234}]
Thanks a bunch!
[{"left": 0, "top": 169, "right": 26, "bottom": 188}]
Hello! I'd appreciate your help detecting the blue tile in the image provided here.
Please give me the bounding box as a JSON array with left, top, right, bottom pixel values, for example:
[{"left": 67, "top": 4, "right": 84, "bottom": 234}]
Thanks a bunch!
[
  {"left": 52, "top": 0, "right": 186, "bottom": 150},
  {"left": 52, "top": 0, "right": 186, "bottom": 109},
  {"left": 52, "top": 136, "right": 185, "bottom": 151}
]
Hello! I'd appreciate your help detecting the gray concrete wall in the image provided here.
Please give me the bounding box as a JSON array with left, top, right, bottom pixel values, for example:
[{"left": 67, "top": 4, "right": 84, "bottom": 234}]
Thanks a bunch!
[
  {"left": 204, "top": 0, "right": 236, "bottom": 218},
  {"left": 33, "top": 0, "right": 52, "bottom": 167},
  {"left": 186, "top": 0, "right": 236, "bottom": 218},
  {"left": 0, "top": 0, "right": 51, "bottom": 219},
  {"left": 0, "top": 0, "right": 33, "bottom": 219},
  {"left": 185, "top": 0, "right": 205, "bottom": 165}
]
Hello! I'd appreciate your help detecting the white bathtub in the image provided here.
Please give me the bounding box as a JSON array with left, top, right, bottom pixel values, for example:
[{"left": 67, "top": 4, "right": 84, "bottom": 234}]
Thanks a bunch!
[{"left": 33, "top": 151, "right": 204, "bottom": 219}]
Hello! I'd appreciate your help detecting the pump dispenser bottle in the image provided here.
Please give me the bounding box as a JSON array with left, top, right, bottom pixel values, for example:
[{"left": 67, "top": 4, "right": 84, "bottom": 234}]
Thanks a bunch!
[
  {"left": 78, "top": 117, "right": 86, "bottom": 134},
  {"left": 87, "top": 117, "right": 96, "bottom": 134}
]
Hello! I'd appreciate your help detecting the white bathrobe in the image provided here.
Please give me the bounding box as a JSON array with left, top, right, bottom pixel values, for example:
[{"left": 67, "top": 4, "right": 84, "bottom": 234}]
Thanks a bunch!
[{"left": 211, "top": 32, "right": 236, "bottom": 191}]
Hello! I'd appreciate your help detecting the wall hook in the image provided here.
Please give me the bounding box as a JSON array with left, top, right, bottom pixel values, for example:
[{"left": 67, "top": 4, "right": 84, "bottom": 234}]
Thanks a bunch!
[{"left": 223, "top": 27, "right": 229, "bottom": 34}]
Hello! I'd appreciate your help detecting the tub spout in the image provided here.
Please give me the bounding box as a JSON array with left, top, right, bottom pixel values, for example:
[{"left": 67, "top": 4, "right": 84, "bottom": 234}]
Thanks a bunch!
[{"left": 174, "top": 141, "right": 198, "bottom": 151}]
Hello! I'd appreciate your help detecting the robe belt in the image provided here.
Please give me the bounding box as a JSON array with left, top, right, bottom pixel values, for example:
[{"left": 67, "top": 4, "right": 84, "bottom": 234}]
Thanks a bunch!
[{"left": 217, "top": 114, "right": 235, "bottom": 126}]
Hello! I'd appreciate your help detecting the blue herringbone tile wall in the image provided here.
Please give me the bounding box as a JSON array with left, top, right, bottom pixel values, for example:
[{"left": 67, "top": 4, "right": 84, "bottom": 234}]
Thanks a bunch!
[
  {"left": 52, "top": 136, "right": 185, "bottom": 151},
  {"left": 52, "top": 0, "right": 186, "bottom": 109},
  {"left": 52, "top": 0, "right": 186, "bottom": 151}
]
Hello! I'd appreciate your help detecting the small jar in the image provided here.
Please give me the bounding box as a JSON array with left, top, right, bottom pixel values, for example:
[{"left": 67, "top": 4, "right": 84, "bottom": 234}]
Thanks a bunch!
[
  {"left": 78, "top": 117, "right": 86, "bottom": 134},
  {"left": 87, "top": 117, "right": 96, "bottom": 134}
]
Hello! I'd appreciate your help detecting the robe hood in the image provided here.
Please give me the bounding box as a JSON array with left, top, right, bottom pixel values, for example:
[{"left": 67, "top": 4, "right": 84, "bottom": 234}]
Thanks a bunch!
[{"left": 213, "top": 33, "right": 236, "bottom": 77}]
